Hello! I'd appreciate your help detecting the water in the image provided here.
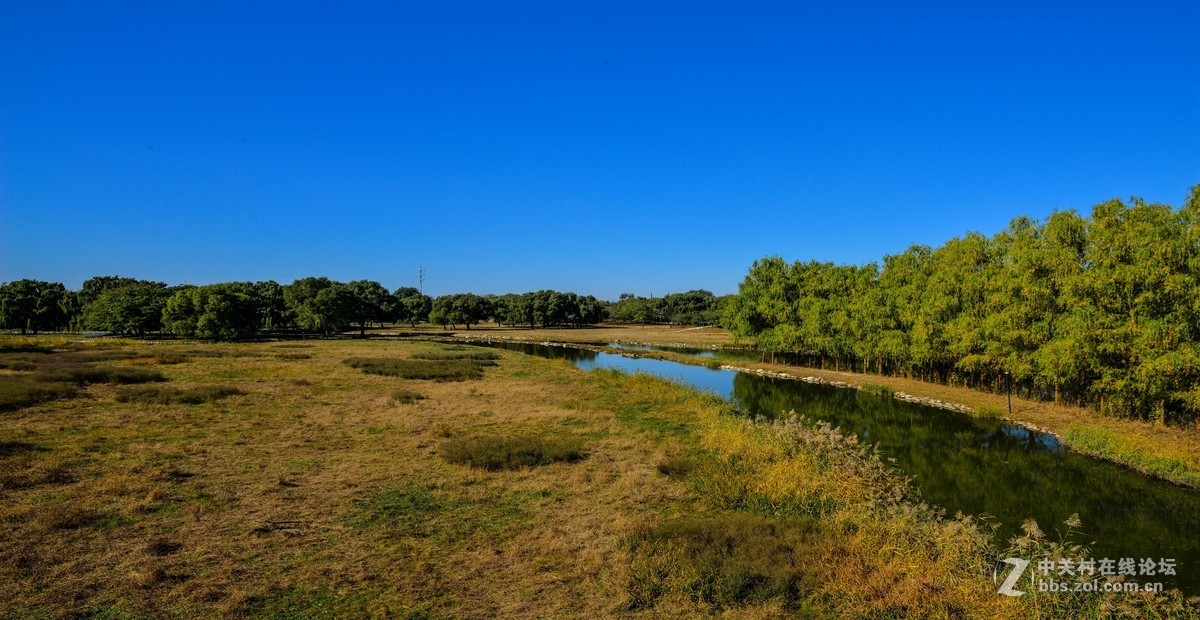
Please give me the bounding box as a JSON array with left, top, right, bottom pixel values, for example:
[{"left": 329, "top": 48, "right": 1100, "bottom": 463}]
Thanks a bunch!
[{"left": 473, "top": 340, "right": 1200, "bottom": 594}]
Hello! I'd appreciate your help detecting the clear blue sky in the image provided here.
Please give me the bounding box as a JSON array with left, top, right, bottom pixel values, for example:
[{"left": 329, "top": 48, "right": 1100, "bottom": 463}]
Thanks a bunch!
[{"left": 2, "top": 1, "right": 1197, "bottom": 299}]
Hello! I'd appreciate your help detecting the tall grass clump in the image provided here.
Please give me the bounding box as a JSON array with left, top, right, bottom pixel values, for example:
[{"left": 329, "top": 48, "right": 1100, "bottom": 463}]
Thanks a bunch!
[
  {"left": 115, "top": 385, "right": 243, "bottom": 405},
  {"left": 38, "top": 366, "right": 166, "bottom": 385},
  {"left": 440, "top": 434, "right": 585, "bottom": 471},
  {"left": 390, "top": 389, "right": 425, "bottom": 404},
  {"left": 344, "top": 357, "right": 494, "bottom": 381},
  {"left": 0, "top": 378, "right": 78, "bottom": 412}
]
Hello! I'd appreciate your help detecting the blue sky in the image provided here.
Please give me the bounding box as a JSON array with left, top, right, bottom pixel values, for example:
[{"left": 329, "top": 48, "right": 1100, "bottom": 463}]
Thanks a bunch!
[{"left": 2, "top": 1, "right": 1197, "bottom": 299}]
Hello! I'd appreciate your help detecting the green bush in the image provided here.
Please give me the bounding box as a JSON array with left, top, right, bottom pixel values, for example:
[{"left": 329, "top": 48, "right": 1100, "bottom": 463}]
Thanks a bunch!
[
  {"left": 441, "top": 435, "right": 585, "bottom": 471},
  {"left": 114, "top": 385, "right": 243, "bottom": 405}
]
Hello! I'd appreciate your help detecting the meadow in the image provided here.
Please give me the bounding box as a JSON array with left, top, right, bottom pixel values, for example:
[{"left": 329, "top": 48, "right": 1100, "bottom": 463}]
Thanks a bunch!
[{"left": 0, "top": 336, "right": 1193, "bottom": 618}]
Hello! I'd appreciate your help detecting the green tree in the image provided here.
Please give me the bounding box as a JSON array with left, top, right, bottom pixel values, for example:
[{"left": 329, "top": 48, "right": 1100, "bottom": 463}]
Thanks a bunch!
[
  {"left": 162, "top": 283, "right": 260, "bottom": 340},
  {"left": 81, "top": 281, "right": 171, "bottom": 335},
  {"left": 0, "top": 280, "right": 71, "bottom": 334}
]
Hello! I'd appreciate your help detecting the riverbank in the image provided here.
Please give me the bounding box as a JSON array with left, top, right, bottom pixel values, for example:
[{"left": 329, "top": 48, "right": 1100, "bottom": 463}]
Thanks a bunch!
[{"left": 452, "top": 330, "right": 1200, "bottom": 491}]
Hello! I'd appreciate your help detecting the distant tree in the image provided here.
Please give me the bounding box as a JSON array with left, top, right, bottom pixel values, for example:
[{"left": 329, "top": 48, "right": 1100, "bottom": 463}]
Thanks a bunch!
[
  {"left": 81, "top": 280, "right": 171, "bottom": 335},
  {"left": 430, "top": 293, "right": 489, "bottom": 329},
  {"left": 284, "top": 277, "right": 357, "bottom": 335},
  {"left": 396, "top": 288, "right": 432, "bottom": 327},
  {"left": 79, "top": 276, "right": 141, "bottom": 307},
  {"left": 252, "top": 280, "right": 290, "bottom": 331},
  {"left": 162, "top": 283, "right": 260, "bottom": 340},
  {"left": 346, "top": 280, "right": 395, "bottom": 335},
  {"left": 0, "top": 279, "right": 71, "bottom": 334}
]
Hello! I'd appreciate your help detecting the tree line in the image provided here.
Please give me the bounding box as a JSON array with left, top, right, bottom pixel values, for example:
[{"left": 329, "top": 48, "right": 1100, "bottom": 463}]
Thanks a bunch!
[
  {"left": 607, "top": 289, "right": 730, "bottom": 325},
  {"left": 725, "top": 185, "right": 1200, "bottom": 424},
  {"left": 0, "top": 276, "right": 437, "bottom": 339},
  {"left": 0, "top": 277, "right": 629, "bottom": 338}
]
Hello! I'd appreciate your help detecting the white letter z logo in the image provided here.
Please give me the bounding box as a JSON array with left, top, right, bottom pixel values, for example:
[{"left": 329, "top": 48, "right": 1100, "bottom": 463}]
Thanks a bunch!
[{"left": 996, "top": 557, "right": 1030, "bottom": 597}]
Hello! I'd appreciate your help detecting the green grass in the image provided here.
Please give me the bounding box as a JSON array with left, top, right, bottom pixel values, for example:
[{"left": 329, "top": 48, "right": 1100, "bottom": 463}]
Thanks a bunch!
[
  {"left": 1064, "top": 424, "right": 1200, "bottom": 488},
  {"left": 440, "top": 434, "right": 585, "bottom": 471},
  {"left": 344, "top": 357, "right": 494, "bottom": 381},
  {"left": 976, "top": 405, "right": 1004, "bottom": 418},
  {"left": 114, "top": 385, "right": 244, "bottom": 405},
  {"left": 345, "top": 485, "right": 448, "bottom": 535},
  {"left": 345, "top": 484, "right": 538, "bottom": 543},
  {"left": 859, "top": 382, "right": 894, "bottom": 397}
]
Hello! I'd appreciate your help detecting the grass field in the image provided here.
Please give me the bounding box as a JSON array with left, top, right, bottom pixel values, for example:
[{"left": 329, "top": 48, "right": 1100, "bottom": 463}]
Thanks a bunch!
[{"left": 0, "top": 336, "right": 1192, "bottom": 618}]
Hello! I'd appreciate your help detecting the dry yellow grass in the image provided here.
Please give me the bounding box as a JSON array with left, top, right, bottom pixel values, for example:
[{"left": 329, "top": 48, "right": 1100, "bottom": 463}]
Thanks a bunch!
[{"left": 0, "top": 339, "right": 695, "bottom": 618}]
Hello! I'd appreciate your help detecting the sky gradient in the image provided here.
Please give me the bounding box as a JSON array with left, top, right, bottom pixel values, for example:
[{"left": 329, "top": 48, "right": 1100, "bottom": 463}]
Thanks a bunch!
[{"left": 2, "top": 1, "right": 1197, "bottom": 299}]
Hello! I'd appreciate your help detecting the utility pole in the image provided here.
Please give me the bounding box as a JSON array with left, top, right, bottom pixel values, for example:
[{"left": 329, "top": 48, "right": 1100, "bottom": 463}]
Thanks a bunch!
[{"left": 418, "top": 266, "right": 425, "bottom": 295}]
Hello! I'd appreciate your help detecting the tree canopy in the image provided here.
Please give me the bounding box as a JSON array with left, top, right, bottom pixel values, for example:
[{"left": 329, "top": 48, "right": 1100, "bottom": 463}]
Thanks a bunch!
[{"left": 726, "top": 185, "right": 1200, "bottom": 424}]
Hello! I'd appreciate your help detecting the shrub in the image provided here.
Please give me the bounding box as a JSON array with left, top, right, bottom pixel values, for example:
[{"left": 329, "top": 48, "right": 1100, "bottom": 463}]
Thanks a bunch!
[
  {"left": 345, "top": 357, "right": 494, "bottom": 381},
  {"left": 441, "top": 435, "right": 585, "bottom": 470},
  {"left": 115, "top": 385, "right": 243, "bottom": 405}
]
